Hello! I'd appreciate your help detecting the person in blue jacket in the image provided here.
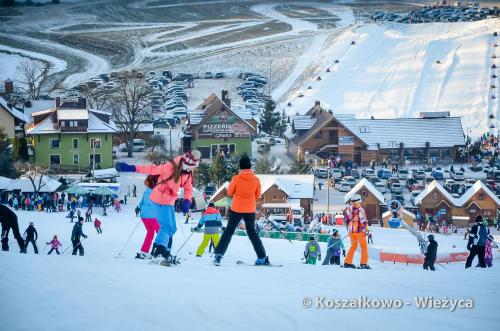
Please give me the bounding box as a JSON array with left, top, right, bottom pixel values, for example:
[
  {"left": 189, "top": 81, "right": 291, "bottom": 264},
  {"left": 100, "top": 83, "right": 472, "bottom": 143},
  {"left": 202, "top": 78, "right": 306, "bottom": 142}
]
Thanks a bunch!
[
  {"left": 322, "top": 229, "right": 346, "bottom": 265},
  {"left": 194, "top": 202, "right": 223, "bottom": 257},
  {"left": 136, "top": 176, "right": 160, "bottom": 259}
]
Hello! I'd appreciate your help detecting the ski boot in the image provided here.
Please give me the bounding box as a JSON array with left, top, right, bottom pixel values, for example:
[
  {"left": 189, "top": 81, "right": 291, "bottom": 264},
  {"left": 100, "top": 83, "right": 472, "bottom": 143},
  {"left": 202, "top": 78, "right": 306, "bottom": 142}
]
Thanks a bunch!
[
  {"left": 343, "top": 263, "right": 357, "bottom": 268},
  {"left": 135, "top": 252, "right": 151, "bottom": 260},
  {"left": 153, "top": 245, "right": 172, "bottom": 266},
  {"left": 359, "top": 264, "right": 371, "bottom": 269},
  {"left": 213, "top": 254, "right": 222, "bottom": 266},
  {"left": 255, "top": 256, "right": 270, "bottom": 266}
]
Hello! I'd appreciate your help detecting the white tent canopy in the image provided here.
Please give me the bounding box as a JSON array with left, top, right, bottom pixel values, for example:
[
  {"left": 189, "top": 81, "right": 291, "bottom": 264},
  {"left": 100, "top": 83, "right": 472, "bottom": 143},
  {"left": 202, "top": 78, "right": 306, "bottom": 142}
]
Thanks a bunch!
[{"left": 0, "top": 176, "right": 14, "bottom": 190}]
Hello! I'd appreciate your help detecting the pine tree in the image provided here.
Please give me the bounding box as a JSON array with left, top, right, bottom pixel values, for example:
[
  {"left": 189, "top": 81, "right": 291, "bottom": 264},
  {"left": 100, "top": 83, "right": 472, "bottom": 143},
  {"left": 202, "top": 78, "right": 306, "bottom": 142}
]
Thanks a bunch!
[
  {"left": 289, "top": 150, "right": 310, "bottom": 174},
  {"left": 209, "top": 155, "right": 228, "bottom": 187},
  {"left": 255, "top": 153, "right": 279, "bottom": 174},
  {"left": 194, "top": 162, "right": 211, "bottom": 188},
  {"left": 0, "top": 125, "right": 16, "bottom": 177},
  {"left": 259, "top": 100, "right": 281, "bottom": 136}
]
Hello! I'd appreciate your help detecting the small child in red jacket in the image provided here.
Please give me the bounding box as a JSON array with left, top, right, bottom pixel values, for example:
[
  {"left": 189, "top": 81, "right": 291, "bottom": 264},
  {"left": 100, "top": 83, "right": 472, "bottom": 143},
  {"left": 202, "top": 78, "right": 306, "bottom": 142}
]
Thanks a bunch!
[
  {"left": 94, "top": 218, "right": 102, "bottom": 234},
  {"left": 47, "top": 235, "right": 62, "bottom": 255}
]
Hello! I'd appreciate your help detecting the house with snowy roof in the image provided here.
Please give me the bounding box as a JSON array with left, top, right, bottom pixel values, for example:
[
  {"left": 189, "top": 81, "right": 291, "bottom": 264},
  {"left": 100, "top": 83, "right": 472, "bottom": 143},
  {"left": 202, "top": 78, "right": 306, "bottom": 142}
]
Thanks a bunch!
[
  {"left": 344, "top": 178, "right": 385, "bottom": 224},
  {"left": 414, "top": 180, "right": 500, "bottom": 226},
  {"left": 0, "top": 96, "right": 29, "bottom": 139},
  {"left": 25, "top": 97, "right": 117, "bottom": 171},
  {"left": 184, "top": 93, "right": 257, "bottom": 158},
  {"left": 286, "top": 101, "right": 466, "bottom": 165},
  {"left": 210, "top": 174, "right": 314, "bottom": 218}
]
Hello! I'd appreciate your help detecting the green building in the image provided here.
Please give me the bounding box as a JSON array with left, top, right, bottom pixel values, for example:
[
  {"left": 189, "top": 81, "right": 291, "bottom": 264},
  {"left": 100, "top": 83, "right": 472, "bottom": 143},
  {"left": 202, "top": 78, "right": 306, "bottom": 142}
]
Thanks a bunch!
[
  {"left": 186, "top": 93, "right": 256, "bottom": 158},
  {"left": 26, "top": 98, "right": 117, "bottom": 171}
]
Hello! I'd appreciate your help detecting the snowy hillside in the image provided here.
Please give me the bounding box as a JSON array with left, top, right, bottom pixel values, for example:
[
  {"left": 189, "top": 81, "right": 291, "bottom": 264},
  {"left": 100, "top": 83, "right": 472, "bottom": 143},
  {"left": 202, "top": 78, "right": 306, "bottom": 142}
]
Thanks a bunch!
[
  {"left": 1, "top": 170, "right": 500, "bottom": 331},
  {"left": 283, "top": 19, "right": 500, "bottom": 136}
]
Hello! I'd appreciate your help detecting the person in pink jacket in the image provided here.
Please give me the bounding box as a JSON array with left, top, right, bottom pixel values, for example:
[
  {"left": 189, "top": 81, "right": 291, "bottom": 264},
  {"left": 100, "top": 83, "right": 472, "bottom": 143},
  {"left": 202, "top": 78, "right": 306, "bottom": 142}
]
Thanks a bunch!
[
  {"left": 115, "top": 150, "right": 201, "bottom": 265},
  {"left": 46, "top": 235, "right": 62, "bottom": 255}
]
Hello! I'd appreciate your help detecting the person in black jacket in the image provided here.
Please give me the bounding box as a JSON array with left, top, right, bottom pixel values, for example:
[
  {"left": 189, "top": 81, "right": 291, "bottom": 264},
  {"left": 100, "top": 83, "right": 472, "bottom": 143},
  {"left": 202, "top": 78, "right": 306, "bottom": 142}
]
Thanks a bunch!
[
  {"left": 0, "top": 204, "right": 25, "bottom": 253},
  {"left": 423, "top": 234, "right": 438, "bottom": 271},
  {"left": 465, "top": 215, "right": 490, "bottom": 268},
  {"left": 71, "top": 219, "right": 87, "bottom": 256},
  {"left": 24, "top": 222, "right": 39, "bottom": 254}
]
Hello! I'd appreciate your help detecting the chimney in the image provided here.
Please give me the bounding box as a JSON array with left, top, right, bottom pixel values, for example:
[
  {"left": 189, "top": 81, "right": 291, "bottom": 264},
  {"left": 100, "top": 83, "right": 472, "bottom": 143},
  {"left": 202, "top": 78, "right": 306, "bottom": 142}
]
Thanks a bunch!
[
  {"left": 78, "top": 97, "right": 86, "bottom": 108},
  {"left": 4, "top": 80, "right": 13, "bottom": 94},
  {"left": 55, "top": 97, "right": 61, "bottom": 108}
]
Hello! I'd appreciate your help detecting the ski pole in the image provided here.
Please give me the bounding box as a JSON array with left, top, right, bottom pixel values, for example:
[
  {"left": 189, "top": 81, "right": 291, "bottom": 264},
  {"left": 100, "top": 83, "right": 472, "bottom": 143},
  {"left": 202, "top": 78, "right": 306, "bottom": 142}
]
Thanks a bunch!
[
  {"left": 263, "top": 216, "right": 293, "bottom": 244},
  {"left": 63, "top": 238, "right": 85, "bottom": 255},
  {"left": 42, "top": 243, "right": 49, "bottom": 255},
  {"left": 173, "top": 231, "right": 194, "bottom": 257},
  {"left": 115, "top": 219, "right": 141, "bottom": 258}
]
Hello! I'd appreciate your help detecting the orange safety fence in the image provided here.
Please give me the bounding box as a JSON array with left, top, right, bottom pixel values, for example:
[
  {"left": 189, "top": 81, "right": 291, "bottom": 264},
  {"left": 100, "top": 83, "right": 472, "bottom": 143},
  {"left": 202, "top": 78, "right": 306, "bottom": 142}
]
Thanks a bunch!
[{"left": 380, "top": 251, "right": 469, "bottom": 264}]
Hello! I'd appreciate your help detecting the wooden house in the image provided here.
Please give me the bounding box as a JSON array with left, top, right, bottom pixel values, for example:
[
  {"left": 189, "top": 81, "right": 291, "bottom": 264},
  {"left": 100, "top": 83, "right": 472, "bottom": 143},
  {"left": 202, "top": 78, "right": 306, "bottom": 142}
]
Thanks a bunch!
[{"left": 344, "top": 178, "right": 385, "bottom": 224}]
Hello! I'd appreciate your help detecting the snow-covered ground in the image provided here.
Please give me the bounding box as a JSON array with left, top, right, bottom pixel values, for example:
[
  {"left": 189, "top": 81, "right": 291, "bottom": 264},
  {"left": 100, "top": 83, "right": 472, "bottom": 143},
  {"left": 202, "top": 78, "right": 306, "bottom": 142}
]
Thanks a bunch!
[
  {"left": 281, "top": 19, "right": 500, "bottom": 136},
  {"left": 1, "top": 187, "right": 499, "bottom": 331}
]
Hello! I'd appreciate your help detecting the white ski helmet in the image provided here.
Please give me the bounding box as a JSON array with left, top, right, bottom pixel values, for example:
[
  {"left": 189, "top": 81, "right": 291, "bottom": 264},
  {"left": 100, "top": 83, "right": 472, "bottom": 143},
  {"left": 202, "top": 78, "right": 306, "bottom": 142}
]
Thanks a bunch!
[{"left": 350, "top": 194, "right": 361, "bottom": 202}]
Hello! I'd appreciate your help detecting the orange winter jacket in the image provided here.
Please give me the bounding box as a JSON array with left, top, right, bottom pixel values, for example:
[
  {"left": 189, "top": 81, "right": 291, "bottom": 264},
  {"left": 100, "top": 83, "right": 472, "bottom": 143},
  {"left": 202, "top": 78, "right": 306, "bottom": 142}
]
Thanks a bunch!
[{"left": 227, "top": 169, "right": 261, "bottom": 213}]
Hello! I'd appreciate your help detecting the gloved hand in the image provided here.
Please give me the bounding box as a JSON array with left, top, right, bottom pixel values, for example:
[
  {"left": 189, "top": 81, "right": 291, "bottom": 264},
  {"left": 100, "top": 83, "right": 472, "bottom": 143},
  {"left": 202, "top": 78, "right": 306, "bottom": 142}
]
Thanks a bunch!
[
  {"left": 342, "top": 250, "right": 346, "bottom": 257},
  {"left": 466, "top": 243, "right": 472, "bottom": 251},
  {"left": 221, "top": 226, "right": 226, "bottom": 232},
  {"left": 83, "top": 235, "right": 88, "bottom": 239},
  {"left": 115, "top": 162, "right": 136, "bottom": 172},
  {"left": 318, "top": 255, "right": 322, "bottom": 261},
  {"left": 181, "top": 199, "right": 191, "bottom": 214}
]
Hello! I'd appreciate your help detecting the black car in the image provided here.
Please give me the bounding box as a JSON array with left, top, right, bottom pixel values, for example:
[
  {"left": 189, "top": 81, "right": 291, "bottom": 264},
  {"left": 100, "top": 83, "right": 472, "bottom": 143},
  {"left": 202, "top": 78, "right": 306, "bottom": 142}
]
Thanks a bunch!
[
  {"left": 204, "top": 185, "right": 216, "bottom": 197},
  {"left": 215, "top": 72, "right": 225, "bottom": 79},
  {"left": 391, "top": 193, "right": 405, "bottom": 206},
  {"left": 469, "top": 164, "right": 483, "bottom": 172}
]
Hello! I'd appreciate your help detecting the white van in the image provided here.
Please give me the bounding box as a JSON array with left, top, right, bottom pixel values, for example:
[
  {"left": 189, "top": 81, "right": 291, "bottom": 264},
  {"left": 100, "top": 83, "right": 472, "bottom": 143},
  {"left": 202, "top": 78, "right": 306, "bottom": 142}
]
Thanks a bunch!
[{"left": 118, "top": 139, "right": 146, "bottom": 152}]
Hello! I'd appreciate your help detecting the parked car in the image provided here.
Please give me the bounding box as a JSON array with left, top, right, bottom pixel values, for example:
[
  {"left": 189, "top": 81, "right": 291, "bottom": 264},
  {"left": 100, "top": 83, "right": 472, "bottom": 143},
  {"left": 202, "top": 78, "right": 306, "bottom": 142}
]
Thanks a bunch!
[
  {"left": 390, "top": 183, "right": 403, "bottom": 194},
  {"left": 204, "top": 72, "right": 213, "bottom": 79},
  {"left": 335, "top": 181, "right": 352, "bottom": 192},
  {"left": 451, "top": 171, "right": 465, "bottom": 181},
  {"left": 375, "top": 182, "right": 387, "bottom": 194},
  {"left": 351, "top": 169, "right": 360, "bottom": 179},
  {"left": 377, "top": 169, "right": 392, "bottom": 179},
  {"left": 118, "top": 139, "right": 146, "bottom": 152},
  {"left": 387, "top": 177, "right": 400, "bottom": 188},
  {"left": 410, "top": 190, "right": 422, "bottom": 206},
  {"left": 469, "top": 164, "right": 483, "bottom": 172},
  {"left": 487, "top": 169, "right": 500, "bottom": 182},
  {"left": 391, "top": 193, "right": 405, "bottom": 206},
  {"left": 315, "top": 168, "right": 328, "bottom": 179},
  {"left": 430, "top": 170, "right": 444, "bottom": 180},
  {"left": 369, "top": 176, "right": 382, "bottom": 185},
  {"left": 342, "top": 176, "right": 357, "bottom": 186},
  {"left": 215, "top": 72, "right": 225, "bottom": 79},
  {"left": 397, "top": 169, "right": 409, "bottom": 180},
  {"left": 330, "top": 168, "right": 344, "bottom": 180},
  {"left": 416, "top": 170, "right": 426, "bottom": 180},
  {"left": 409, "top": 182, "right": 424, "bottom": 192},
  {"left": 362, "top": 168, "right": 375, "bottom": 178}
]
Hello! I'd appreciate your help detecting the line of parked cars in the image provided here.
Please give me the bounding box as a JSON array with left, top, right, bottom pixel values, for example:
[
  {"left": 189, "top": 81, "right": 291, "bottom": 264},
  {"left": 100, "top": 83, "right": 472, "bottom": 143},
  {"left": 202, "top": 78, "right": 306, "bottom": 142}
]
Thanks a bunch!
[{"left": 237, "top": 72, "right": 271, "bottom": 115}]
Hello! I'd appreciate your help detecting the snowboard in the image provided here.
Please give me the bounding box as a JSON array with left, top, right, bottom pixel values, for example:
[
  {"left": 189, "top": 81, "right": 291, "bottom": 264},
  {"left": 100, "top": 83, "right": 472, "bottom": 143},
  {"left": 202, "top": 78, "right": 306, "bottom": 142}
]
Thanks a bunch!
[{"left": 236, "top": 260, "right": 283, "bottom": 267}]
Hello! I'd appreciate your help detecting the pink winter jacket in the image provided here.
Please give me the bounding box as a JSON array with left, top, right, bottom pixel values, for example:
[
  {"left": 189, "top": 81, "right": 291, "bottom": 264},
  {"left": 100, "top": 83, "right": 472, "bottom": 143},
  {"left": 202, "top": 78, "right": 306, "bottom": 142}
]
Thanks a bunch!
[{"left": 135, "top": 156, "right": 194, "bottom": 206}]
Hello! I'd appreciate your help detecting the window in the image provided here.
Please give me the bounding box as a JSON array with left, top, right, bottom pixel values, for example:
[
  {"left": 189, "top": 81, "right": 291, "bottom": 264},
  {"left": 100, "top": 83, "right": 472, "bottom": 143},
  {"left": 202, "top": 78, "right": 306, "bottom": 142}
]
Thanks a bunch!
[
  {"left": 90, "top": 154, "right": 101, "bottom": 164},
  {"left": 50, "top": 155, "right": 60, "bottom": 165},
  {"left": 73, "top": 154, "right": 79, "bottom": 165},
  {"left": 50, "top": 139, "right": 60, "bottom": 149},
  {"left": 478, "top": 193, "right": 484, "bottom": 200},
  {"left": 359, "top": 126, "right": 371, "bottom": 133},
  {"left": 272, "top": 192, "right": 277, "bottom": 200},
  {"left": 229, "top": 144, "right": 235, "bottom": 154},
  {"left": 73, "top": 138, "right": 79, "bottom": 149},
  {"left": 314, "top": 131, "right": 323, "bottom": 139},
  {"left": 90, "top": 138, "right": 101, "bottom": 149}
]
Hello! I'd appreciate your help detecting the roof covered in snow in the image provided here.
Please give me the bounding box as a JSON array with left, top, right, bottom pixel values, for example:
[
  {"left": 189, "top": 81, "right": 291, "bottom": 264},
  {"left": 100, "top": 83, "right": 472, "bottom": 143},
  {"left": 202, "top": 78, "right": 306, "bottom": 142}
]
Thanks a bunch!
[
  {"left": 344, "top": 178, "right": 385, "bottom": 204},
  {"left": 0, "top": 176, "right": 14, "bottom": 190},
  {"left": 85, "top": 168, "right": 120, "bottom": 180},
  {"left": 6, "top": 174, "right": 61, "bottom": 193},
  {"left": 57, "top": 108, "right": 89, "bottom": 120},
  {"left": 382, "top": 208, "right": 416, "bottom": 219},
  {"left": 413, "top": 180, "right": 500, "bottom": 208},
  {"left": 337, "top": 116, "right": 466, "bottom": 150},
  {"left": 0, "top": 96, "right": 29, "bottom": 122}
]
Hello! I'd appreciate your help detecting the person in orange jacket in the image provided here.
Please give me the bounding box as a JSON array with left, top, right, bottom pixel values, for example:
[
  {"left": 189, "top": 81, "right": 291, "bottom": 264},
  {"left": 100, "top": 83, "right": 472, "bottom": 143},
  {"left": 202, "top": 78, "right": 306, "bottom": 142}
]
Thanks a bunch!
[
  {"left": 343, "top": 194, "right": 370, "bottom": 269},
  {"left": 213, "top": 155, "right": 270, "bottom": 266}
]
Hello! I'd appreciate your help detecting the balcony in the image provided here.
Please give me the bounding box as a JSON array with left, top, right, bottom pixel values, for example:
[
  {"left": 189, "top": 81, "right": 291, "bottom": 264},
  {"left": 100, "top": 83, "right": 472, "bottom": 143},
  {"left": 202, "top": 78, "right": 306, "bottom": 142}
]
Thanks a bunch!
[{"left": 60, "top": 126, "right": 87, "bottom": 133}]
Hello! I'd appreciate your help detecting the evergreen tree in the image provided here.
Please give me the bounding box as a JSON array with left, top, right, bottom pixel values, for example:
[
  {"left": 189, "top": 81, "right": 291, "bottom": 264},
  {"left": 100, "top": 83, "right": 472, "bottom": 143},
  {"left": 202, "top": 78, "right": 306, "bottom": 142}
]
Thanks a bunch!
[
  {"left": 0, "top": 125, "right": 16, "bottom": 178},
  {"left": 289, "top": 150, "right": 310, "bottom": 174},
  {"left": 194, "top": 162, "right": 211, "bottom": 188},
  {"left": 255, "top": 153, "right": 280, "bottom": 174},
  {"left": 259, "top": 100, "right": 281, "bottom": 136},
  {"left": 209, "top": 155, "right": 228, "bottom": 187}
]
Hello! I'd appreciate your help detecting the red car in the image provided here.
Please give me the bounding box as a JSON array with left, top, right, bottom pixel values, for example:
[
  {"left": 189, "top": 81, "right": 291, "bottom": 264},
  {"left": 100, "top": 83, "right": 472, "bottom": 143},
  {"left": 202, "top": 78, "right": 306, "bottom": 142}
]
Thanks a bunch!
[{"left": 409, "top": 182, "right": 424, "bottom": 192}]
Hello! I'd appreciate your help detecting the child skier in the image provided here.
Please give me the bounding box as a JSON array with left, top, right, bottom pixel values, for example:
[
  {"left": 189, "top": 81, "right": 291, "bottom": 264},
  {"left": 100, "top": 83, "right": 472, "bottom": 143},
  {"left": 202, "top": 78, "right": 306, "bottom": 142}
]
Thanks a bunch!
[
  {"left": 194, "top": 202, "right": 223, "bottom": 257},
  {"left": 213, "top": 155, "right": 270, "bottom": 266},
  {"left": 47, "top": 235, "right": 62, "bottom": 255},
  {"left": 136, "top": 176, "right": 160, "bottom": 260},
  {"left": 304, "top": 237, "right": 321, "bottom": 265},
  {"left": 423, "top": 234, "right": 438, "bottom": 271},
  {"left": 116, "top": 150, "right": 201, "bottom": 265},
  {"left": 322, "top": 230, "right": 345, "bottom": 265},
  {"left": 94, "top": 218, "right": 102, "bottom": 234}
]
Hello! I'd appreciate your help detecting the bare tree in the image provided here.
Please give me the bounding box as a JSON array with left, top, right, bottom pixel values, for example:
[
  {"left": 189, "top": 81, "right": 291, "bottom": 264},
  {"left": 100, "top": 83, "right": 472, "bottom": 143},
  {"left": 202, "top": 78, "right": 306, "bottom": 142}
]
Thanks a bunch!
[
  {"left": 144, "top": 135, "right": 169, "bottom": 164},
  {"left": 110, "top": 76, "right": 152, "bottom": 157},
  {"left": 16, "top": 165, "right": 51, "bottom": 194},
  {"left": 82, "top": 84, "right": 111, "bottom": 111},
  {"left": 17, "top": 59, "right": 50, "bottom": 100}
]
